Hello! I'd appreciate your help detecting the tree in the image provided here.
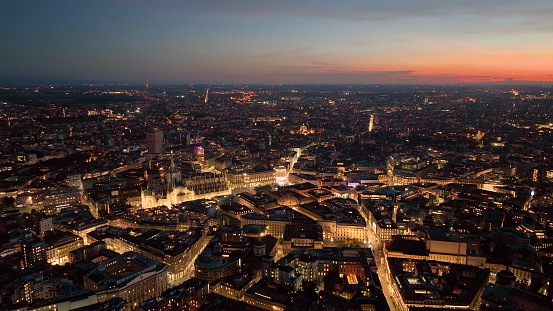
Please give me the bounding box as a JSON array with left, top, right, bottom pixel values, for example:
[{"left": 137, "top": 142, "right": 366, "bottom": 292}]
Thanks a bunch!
[
  {"left": 323, "top": 270, "right": 341, "bottom": 292},
  {"left": 301, "top": 280, "right": 319, "bottom": 301},
  {"left": 1, "top": 197, "right": 15, "bottom": 208}
]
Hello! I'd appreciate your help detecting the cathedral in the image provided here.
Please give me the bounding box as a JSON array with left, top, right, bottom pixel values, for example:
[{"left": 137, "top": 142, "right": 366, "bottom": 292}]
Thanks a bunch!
[{"left": 141, "top": 155, "right": 231, "bottom": 209}]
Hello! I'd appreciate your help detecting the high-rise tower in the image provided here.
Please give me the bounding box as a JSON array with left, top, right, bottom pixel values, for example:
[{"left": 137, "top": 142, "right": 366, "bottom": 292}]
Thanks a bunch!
[
  {"left": 386, "top": 156, "right": 395, "bottom": 186},
  {"left": 368, "top": 114, "right": 375, "bottom": 132},
  {"left": 146, "top": 128, "right": 163, "bottom": 154}
]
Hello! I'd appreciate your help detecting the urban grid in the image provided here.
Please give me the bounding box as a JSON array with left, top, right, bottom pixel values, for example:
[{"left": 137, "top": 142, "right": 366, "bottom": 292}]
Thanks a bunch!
[{"left": 2, "top": 1, "right": 553, "bottom": 311}]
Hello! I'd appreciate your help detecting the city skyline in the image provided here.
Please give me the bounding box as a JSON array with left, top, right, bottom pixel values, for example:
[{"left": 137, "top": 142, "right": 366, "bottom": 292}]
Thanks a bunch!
[{"left": 2, "top": 0, "right": 553, "bottom": 85}]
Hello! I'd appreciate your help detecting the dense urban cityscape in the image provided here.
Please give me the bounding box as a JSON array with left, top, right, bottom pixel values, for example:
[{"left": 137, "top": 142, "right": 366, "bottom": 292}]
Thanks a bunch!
[{"left": 0, "top": 83, "right": 552, "bottom": 311}]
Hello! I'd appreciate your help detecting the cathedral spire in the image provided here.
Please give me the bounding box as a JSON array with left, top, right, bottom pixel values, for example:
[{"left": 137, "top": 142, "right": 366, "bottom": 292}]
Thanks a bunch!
[{"left": 170, "top": 150, "right": 176, "bottom": 171}]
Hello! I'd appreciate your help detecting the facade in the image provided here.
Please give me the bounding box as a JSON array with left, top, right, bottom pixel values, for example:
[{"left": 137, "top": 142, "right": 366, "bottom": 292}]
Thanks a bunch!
[
  {"left": 146, "top": 129, "right": 163, "bottom": 154},
  {"left": 243, "top": 280, "right": 292, "bottom": 311},
  {"left": 141, "top": 172, "right": 231, "bottom": 210},
  {"left": 227, "top": 169, "right": 276, "bottom": 189},
  {"left": 44, "top": 231, "right": 84, "bottom": 265},
  {"left": 37, "top": 217, "right": 53, "bottom": 236},
  {"left": 84, "top": 251, "right": 168, "bottom": 310},
  {"left": 69, "top": 241, "right": 107, "bottom": 264},
  {"left": 42, "top": 187, "right": 82, "bottom": 207},
  {"left": 137, "top": 277, "right": 209, "bottom": 311},
  {"left": 103, "top": 227, "right": 208, "bottom": 286},
  {"left": 195, "top": 252, "right": 240, "bottom": 283},
  {"left": 22, "top": 235, "right": 47, "bottom": 269},
  {"left": 212, "top": 275, "right": 256, "bottom": 301},
  {"left": 387, "top": 257, "right": 489, "bottom": 310}
]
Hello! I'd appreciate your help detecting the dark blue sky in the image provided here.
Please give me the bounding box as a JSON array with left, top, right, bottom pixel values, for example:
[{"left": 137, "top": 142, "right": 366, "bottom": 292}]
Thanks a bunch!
[{"left": 2, "top": 0, "right": 553, "bottom": 84}]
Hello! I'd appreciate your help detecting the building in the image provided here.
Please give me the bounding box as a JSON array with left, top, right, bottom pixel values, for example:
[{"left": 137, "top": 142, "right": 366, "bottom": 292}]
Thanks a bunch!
[
  {"left": 103, "top": 227, "right": 208, "bottom": 286},
  {"left": 242, "top": 279, "right": 293, "bottom": 311},
  {"left": 42, "top": 186, "right": 82, "bottom": 208},
  {"left": 481, "top": 283, "right": 553, "bottom": 311},
  {"left": 146, "top": 129, "right": 163, "bottom": 154},
  {"left": 195, "top": 250, "right": 240, "bottom": 283},
  {"left": 84, "top": 251, "right": 168, "bottom": 310},
  {"left": 44, "top": 230, "right": 84, "bottom": 265},
  {"left": 141, "top": 171, "right": 230, "bottom": 210},
  {"left": 212, "top": 274, "right": 256, "bottom": 301},
  {"left": 137, "top": 277, "right": 209, "bottom": 311},
  {"left": 227, "top": 169, "right": 276, "bottom": 189},
  {"left": 387, "top": 257, "right": 489, "bottom": 310},
  {"left": 69, "top": 241, "right": 108, "bottom": 264},
  {"left": 268, "top": 247, "right": 376, "bottom": 286},
  {"left": 282, "top": 221, "right": 323, "bottom": 253},
  {"left": 21, "top": 234, "right": 47, "bottom": 269}
]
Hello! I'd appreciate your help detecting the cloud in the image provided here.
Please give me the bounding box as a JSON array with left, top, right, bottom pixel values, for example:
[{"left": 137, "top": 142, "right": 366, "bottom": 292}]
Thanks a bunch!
[
  {"left": 122, "top": 0, "right": 553, "bottom": 26},
  {"left": 270, "top": 70, "right": 419, "bottom": 84}
]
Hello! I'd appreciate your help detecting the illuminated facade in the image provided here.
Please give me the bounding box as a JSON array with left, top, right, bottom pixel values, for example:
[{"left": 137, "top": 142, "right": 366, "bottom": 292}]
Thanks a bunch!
[
  {"left": 99, "top": 227, "right": 208, "bottom": 286},
  {"left": 227, "top": 169, "right": 276, "bottom": 189},
  {"left": 387, "top": 257, "right": 489, "bottom": 310},
  {"left": 142, "top": 171, "right": 230, "bottom": 209},
  {"left": 22, "top": 235, "right": 47, "bottom": 269},
  {"left": 45, "top": 232, "right": 83, "bottom": 265},
  {"left": 212, "top": 275, "right": 256, "bottom": 301},
  {"left": 84, "top": 252, "right": 168, "bottom": 310},
  {"left": 242, "top": 280, "right": 291, "bottom": 311},
  {"left": 194, "top": 256, "right": 240, "bottom": 283}
]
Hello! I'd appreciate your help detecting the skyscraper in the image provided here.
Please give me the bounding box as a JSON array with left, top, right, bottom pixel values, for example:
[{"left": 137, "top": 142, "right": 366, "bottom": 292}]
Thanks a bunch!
[
  {"left": 22, "top": 234, "right": 47, "bottom": 268},
  {"left": 368, "top": 114, "right": 375, "bottom": 132},
  {"left": 146, "top": 129, "right": 163, "bottom": 154}
]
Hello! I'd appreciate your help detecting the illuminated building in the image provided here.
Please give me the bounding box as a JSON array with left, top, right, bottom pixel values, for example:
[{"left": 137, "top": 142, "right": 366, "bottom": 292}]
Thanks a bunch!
[
  {"left": 44, "top": 230, "right": 84, "bottom": 265},
  {"left": 275, "top": 164, "right": 288, "bottom": 186},
  {"left": 194, "top": 145, "right": 204, "bottom": 162},
  {"left": 272, "top": 265, "right": 302, "bottom": 290},
  {"left": 84, "top": 251, "right": 168, "bottom": 310},
  {"left": 319, "top": 220, "right": 369, "bottom": 243},
  {"left": 42, "top": 186, "right": 82, "bottom": 207},
  {"left": 194, "top": 250, "right": 240, "bottom": 283},
  {"left": 243, "top": 279, "right": 292, "bottom": 311},
  {"left": 282, "top": 221, "right": 323, "bottom": 253},
  {"left": 295, "top": 123, "right": 314, "bottom": 135},
  {"left": 368, "top": 114, "right": 374, "bottom": 132},
  {"left": 386, "top": 156, "right": 395, "bottom": 186},
  {"left": 21, "top": 234, "right": 47, "bottom": 269},
  {"left": 375, "top": 219, "right": 397, "bottom": 242},
  {"left": 268, "top": 248, "right": 375, "bottom": 286},
  {"left": 66, "top": 174, "right": 84, "bottom": 190},
  {"left": 7, "top": 274, "right": 99, "bottom": 311},
  {"left": 227, "top": 169, "right": 276, "bottom": 189},
  {"left": 17, "top": 187, "right": 82, "bottom": 209},
  {"left": 69, "top": 241, "right": 107, "bottom": 264},
  {"left": 212, "top": 274, "right": 256, "bottom": 301},
  {"left": 387, "top": 257, "right": 489, "bottom": 310},
  {"left": 293, "top": 254, "right": 318, "bottom": 282},
  {"left": 141, "top": 170, "right": 230, "bottom": 209},
  {"left": 137, "top": 277, "right": 208, "bottom": 311},
  {"left": 241, "top": 210, "right": 289, "bottom": 239},
  {"left": 146, "top": 129, "right": 163, "bottom": 154},
  {"left": 481, "top": 283, "right": 553, "bottom": 311},
  {"left": 95, "top": 227, "right": 208, "bottom": 286},
  {"left": 37, "top": 216, "right": 53, "bottom": 237}
]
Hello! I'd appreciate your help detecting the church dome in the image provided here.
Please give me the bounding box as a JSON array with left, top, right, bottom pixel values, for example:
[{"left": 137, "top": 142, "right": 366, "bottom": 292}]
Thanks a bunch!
[{"left": 277, "top": 192, "right": 300, "bottom": 207}]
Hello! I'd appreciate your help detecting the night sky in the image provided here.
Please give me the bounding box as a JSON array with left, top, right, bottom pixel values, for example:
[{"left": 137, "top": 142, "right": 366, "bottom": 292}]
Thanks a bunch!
[{"left": 1, "top": 0, "right": 553, "bottom": 84}]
